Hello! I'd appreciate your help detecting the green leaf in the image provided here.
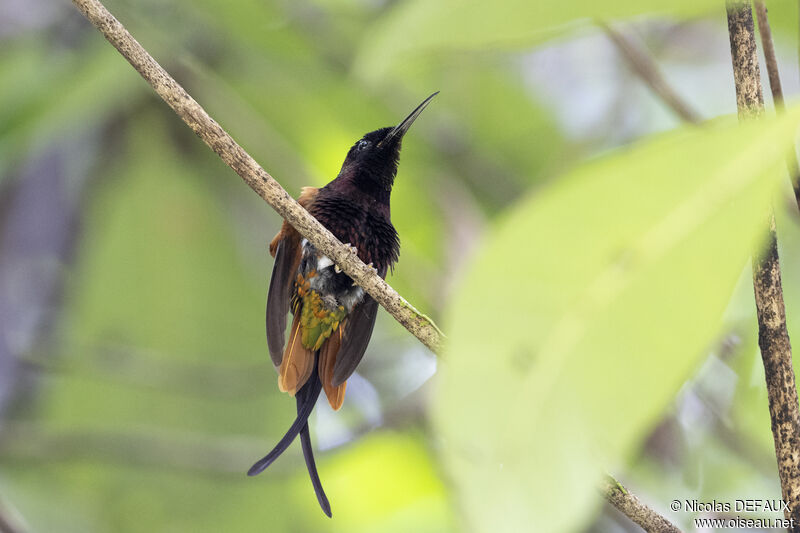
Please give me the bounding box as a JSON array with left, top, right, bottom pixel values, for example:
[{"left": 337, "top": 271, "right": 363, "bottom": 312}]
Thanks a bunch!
[
  {"left": 0, "top": 42, "right": 140, "bottom": 172},
  {"left": 433, "top": 108, "right": 800, "bottom": 533},
  {"left": 354, "top": 0, "right": 722, "bottom": 81},
  {"left": 56, "top": 112, "right": 269, "bottom": 436},
  {"left": 289, "top": 432, "right": 455, "bottom": 533}
]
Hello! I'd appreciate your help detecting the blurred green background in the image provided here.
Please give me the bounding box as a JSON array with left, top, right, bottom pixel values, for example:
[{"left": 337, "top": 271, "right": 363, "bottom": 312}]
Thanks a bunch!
[{"left": 3, "top": 0, "right": 800, "bottom": 531}]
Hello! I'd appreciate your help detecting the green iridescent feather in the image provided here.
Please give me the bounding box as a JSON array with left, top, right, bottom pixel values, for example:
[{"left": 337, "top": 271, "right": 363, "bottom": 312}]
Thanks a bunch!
[{"left": 299, "top": 289, "right": 346, "bottom": 351}]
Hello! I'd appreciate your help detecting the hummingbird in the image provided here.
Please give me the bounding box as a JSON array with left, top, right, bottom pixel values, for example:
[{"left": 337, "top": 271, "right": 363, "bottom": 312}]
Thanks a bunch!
[{"left": 247, "top": 92, "right": 438, "bottom": 517}]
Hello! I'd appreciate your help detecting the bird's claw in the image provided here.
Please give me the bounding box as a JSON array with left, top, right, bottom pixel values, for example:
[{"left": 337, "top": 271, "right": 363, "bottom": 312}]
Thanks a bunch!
[
  {"left": 335, "top": 243, "right": 359, "bottom": 274},
  {"left": 353, "top": 263, "right": 378, "bottom": 286}
]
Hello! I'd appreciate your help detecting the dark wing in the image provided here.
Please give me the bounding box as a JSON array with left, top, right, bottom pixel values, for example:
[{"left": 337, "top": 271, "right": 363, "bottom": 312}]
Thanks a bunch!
[
  {"left": 266, "top": 187, "right": 318, "bottom": 367},
  {"left": 331, "top": 295, "right": 379, "bottom": 386},
  {"left": 266, "top": 237, "right": 296, "bottom": 366}
]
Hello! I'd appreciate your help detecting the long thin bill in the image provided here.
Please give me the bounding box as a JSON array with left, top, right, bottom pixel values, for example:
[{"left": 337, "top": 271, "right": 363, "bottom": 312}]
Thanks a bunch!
[{"left": 379, "top": 91, "right": 439, "bottom": 146}]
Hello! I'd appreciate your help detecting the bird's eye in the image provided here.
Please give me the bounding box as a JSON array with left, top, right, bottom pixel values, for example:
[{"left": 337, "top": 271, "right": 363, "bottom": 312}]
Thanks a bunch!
[{"left": 356, "top": 140, "right": 369, "bottom": 151}]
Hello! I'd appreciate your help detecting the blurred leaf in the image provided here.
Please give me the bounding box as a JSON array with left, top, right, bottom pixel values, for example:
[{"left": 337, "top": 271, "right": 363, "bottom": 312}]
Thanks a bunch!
[
  {"left": 11, "top": 112, "right": 292, "bottom": 532},
  {"left": 0, "top": 41, "right": 140, "bottom": 173},
  {"left": 55, "top": 112, "right": 270, "bottom": 436},
  {"left": 429, "top": 60, "right": 564, "bottom": 193},
  {"left": 433, "top": 108, "right": 800, "bottom": 533},
  {"left": 290, "top": 432, "right": 455, "bottom": 533},
  {"left": 170, "top": 0, "right": 315, "bottom": 63},
  {"left": 354, "top": 0, "right": 723, "bottom": 81}
]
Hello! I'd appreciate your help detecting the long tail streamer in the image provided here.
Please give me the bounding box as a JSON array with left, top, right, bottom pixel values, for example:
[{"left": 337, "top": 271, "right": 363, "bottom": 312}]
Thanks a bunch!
[
  {"left": 248, "top": 360, "right": 331, "bottom": 516},
  {"left": 248, "top": 366, "right": 323, "bottom": 476}
]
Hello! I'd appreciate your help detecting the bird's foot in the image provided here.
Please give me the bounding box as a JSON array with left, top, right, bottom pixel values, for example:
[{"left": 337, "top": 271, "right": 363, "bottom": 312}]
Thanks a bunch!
[
  {"left": 337, "top": 243, "right": 359, "bottom": 273},
  {"left": 354, "top": 262, "right": 378, "bottom": 284}
]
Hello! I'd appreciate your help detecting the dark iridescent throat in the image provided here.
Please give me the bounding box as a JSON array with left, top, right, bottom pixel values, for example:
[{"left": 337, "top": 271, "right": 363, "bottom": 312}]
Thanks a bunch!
[{"left": 352, "top": 148, "right": 400, "bottom": 199}]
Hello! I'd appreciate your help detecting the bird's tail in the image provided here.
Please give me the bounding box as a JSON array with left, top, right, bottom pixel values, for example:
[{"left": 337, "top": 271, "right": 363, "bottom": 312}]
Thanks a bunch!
[
  {"left": 248, "top": 358, "right": 331, "bottom": 517},
  {"left": 298, "top": 402, "right": 331, "bottom": 517}
]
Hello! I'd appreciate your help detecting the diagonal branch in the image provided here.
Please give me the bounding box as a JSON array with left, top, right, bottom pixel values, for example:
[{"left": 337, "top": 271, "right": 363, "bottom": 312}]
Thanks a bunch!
[
  {"left": 599, "top": 21, "right": 702, "bottom": 124},
  {"left": 727, "top": 0, "right": 800, "bottom": 527},
  {"left": 601, "top": 476, "right": 683, "bottom": 533},
  {"left": 70, "top": 0, "right": 443, "bottom": 354}
]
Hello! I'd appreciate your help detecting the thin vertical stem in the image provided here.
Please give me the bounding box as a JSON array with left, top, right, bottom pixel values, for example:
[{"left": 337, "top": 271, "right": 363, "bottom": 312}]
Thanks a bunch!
[
  {"left": 727, "top": 2, "right": 800, "bottom": 528},
  {"left": 754, "top": 0, "right": 800, "bottom": 210}
]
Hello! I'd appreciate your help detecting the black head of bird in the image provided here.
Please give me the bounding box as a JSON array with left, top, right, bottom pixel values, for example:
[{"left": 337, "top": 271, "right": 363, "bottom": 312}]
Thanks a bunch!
[
  {"left": 335, "top": 93, "right": 438, "bottom": 199},
  {"left": 248, "top": 92, "right": 438, "bottom": 518}
]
